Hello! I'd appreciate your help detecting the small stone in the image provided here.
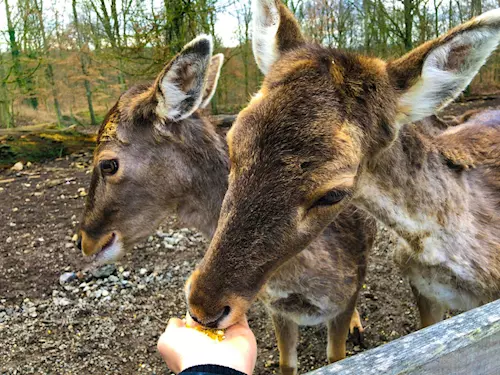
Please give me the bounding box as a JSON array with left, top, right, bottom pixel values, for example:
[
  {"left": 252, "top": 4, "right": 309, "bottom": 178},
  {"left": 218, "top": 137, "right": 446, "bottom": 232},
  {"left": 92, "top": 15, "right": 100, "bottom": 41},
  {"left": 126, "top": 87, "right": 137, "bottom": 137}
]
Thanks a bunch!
[
  {"left": 26, "top": 161, "right": 33, "bottom": 168},
  {"left": 137, "top": 284, "right": 146, "bottom": 290},
  {"left": 156, "top": 230, "right": 167, "bottom": 238},
  {"left": 65, "top": 243, "right": 74, "bottom": 249},
  {"left": 11, "top": 162, "right": 23, "bottom": 171},
  {"left": 139, "top": 268, "right": 147, "bottom": 276},
  {"left": 6, "top": 237, "right": 12, "bottom": 244},
  {"left": 59, "top": 272, "right": 76, "bottom": 285},
  {"left": 122, "top": 271, "right": 131, "bottom": 279},
  {"left": 91, "top": 264, "right": 116, "bottom": 279},
  {"left": 101, "top": 290, "right": 109, "bottom": 297},
  {"left": 164, "top": 237, "right": 178, "bottom": 245},
  {"left": 72, "top": 233, "right": 79, "bottom": 242},
  {"left": 53, "top": 297, "right": 71, "bottom": 306},
  {"left": 108, "top": 275, "right": 119, "bottom": 283},
  {"left": 12, "top": 207, "right": 18, "bottom": 212}
]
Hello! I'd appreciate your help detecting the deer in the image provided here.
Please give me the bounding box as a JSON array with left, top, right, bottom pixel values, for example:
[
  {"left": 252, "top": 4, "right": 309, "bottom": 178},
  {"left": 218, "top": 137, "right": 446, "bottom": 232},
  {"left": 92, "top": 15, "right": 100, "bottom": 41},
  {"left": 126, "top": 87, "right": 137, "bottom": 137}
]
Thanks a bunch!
[
  {"left": 76, "top": 35, "right": 377, "bottom": 374},
  {"left": 185, "top": 0, "right": 500, "bottom": 338}
]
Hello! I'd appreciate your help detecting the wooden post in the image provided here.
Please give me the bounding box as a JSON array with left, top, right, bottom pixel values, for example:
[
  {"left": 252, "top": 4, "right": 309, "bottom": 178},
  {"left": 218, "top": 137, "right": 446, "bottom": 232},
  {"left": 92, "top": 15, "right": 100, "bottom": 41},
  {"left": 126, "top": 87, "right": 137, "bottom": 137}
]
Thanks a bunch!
[{"left": 307, "top": 299, "right": 500, "bottom": 375}]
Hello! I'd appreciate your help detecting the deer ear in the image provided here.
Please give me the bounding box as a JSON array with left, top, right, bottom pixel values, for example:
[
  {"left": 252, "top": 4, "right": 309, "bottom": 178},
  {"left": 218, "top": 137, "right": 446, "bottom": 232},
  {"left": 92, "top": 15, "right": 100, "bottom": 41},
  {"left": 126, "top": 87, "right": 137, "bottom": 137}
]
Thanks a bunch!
[
  {"left": 156, "top": 35, "right": 213, "bottom": 121},
  {"left": 200, "top": 54, "right": 224, "bottom": 108},
  {"left": 388, "top": 9, "right": 500, "bottom": 126},
  {"left": 252, "top": 0, "right": 305, "bottom": 74}
]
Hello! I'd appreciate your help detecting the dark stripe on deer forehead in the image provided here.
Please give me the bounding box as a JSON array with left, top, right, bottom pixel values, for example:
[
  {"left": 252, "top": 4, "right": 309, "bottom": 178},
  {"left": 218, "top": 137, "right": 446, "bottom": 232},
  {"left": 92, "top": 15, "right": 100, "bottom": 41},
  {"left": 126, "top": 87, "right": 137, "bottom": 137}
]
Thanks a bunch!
[{"left": 85, "top": 168, "right": 101, "bottom": 212}]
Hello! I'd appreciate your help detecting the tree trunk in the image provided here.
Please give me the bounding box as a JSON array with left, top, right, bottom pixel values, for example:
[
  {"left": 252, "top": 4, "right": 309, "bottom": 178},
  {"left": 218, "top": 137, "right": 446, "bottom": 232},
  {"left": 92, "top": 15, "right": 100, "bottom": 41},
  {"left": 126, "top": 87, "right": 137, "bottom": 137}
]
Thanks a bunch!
[
  {"left": 403, "top": 0, "right": 414, "bottom": 51},
  {"left": 34, "top": 0, "right": 63, "bottom": 125},
  {"left": 5, "top": 0, "right": 38, "bottom": 109},
  {"left": 72, "top": 0, "right": 97, "bottom": 125},
  {"left": 470, "top": 0, "right": 482, "bottom": 18},
  {"left": 0, "top": 54, "right": 13, "bottom": 128},
  {"left": 449, "top": 0, "right": 453, "bottom": 29},
  {"left": 434, "top": 1, "right": 440, "bottom": 37}
]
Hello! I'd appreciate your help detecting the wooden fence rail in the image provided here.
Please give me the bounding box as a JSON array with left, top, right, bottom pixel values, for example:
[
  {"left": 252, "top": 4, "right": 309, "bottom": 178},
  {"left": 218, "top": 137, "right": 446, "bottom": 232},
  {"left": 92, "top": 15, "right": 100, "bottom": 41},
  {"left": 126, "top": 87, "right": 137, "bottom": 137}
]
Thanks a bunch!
[{"left": 307, "top": 299, "right": 500, "bottom": 375}]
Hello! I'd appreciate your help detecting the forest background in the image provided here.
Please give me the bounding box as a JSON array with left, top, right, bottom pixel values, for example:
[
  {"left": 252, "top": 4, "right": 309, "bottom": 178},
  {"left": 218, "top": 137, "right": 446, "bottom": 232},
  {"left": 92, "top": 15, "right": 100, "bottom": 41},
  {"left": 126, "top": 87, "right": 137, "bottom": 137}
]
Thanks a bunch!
[{"left": 0, "top": 0, "right": 498, "bottom": 128}]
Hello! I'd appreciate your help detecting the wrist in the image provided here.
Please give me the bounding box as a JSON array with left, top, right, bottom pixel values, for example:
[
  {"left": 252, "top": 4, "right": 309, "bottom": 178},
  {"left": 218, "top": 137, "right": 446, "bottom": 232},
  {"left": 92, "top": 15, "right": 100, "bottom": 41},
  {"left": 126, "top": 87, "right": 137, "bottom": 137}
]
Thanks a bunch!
[{"left": 180, "top": 364, "right": 247, "bottom": 375}]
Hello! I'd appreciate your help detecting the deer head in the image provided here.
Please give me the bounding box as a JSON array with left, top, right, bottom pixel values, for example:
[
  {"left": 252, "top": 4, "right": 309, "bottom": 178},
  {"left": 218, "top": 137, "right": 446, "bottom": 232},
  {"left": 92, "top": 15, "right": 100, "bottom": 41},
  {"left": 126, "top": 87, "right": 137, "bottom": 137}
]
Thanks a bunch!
[
  {"left": 77, "top": 35, "right": 227, "bottom": 264},
  {"left": 185, "top": 0, "right": 500, "bottom": 328}
]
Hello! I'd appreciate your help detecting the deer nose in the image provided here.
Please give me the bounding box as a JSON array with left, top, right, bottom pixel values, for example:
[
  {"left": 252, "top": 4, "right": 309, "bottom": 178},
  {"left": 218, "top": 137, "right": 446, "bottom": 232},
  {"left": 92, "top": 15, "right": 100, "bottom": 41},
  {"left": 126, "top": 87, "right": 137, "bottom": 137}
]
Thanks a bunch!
[
  {"left": 189, "top": 306, "right": 231, "bottom": 329},
  {"left": 79, "top": 230, "right": 114, "bottom": 256},
  {"left": 76, "top": 235, "right": 82, "bottom": 251}
]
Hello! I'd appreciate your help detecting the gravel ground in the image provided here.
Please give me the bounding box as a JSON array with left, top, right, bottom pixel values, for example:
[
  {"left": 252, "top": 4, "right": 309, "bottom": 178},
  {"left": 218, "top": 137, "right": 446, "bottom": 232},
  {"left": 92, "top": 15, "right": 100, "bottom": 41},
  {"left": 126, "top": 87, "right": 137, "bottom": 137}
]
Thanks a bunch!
[
  {"left": 0, "top": 152, "right": 421, "bottom": 375},
  {"left": 1, "top": 99, "right": 493, "bottom": 374}
]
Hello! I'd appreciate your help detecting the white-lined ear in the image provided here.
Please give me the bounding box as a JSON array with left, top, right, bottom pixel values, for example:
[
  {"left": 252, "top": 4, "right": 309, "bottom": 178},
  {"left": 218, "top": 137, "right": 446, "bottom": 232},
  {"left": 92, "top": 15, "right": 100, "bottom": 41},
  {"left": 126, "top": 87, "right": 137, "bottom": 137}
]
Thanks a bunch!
[
  {"left": 200, "top": 53, "right": 224, "bottom": 108},
  {"left": 156, "top": 35, "right": 213, "bottom": 121},
  {"left": 252, "top": 0, "right": 305, "bottom": 74},
  {"left": 388, "top": 9, "right": 500, "bottom": 126}
]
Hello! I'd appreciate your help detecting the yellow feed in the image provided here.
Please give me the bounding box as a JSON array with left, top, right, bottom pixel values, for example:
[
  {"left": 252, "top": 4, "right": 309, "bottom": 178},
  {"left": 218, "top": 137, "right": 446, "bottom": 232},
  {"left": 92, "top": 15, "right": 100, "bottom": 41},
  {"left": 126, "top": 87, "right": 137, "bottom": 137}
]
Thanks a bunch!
[{"left": 186, "top": 324, "right": 226, "bottom": 342}]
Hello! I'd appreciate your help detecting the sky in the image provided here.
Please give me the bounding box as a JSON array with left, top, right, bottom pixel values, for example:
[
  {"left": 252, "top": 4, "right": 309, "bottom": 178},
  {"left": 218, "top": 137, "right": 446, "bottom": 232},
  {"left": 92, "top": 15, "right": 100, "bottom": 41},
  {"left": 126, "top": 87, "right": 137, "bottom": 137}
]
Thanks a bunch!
[
  {"left": 0, "top": 0, "right": 241, "bottom": 50},
  {"left": 214, "top": 10, "right": 240, "bottom": 47}
]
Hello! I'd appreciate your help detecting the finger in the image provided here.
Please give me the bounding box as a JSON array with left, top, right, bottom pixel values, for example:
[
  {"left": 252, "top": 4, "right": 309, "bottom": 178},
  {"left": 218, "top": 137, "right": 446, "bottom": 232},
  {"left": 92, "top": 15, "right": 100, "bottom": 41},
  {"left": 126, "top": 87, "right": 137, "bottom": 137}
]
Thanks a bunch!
[
  {"left": 238, "top": 315, "right": 249, "bottom": 329},
  {"left": 166, "top": 317, "right": 185, "bottom": 330},
  {"left": 225, "top": 315, "right": 249, "bottom": 335},
  {"left": 225, "top": 322, "right": 254, "bottom": 341}
]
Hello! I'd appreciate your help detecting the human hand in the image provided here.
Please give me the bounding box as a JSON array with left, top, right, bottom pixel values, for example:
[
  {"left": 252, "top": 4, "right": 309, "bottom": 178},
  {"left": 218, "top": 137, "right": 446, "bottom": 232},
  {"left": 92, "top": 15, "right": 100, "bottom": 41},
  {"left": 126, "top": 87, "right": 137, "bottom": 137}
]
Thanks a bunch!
[{"left": 157, "top": 314, "right": 257, "bottom": 375}]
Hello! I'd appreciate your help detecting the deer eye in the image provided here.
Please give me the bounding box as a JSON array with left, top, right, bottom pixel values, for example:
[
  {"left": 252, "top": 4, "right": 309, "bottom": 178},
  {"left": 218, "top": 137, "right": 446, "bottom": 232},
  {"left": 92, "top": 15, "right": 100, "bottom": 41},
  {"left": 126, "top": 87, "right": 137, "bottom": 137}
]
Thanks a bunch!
[
  {"left": 100, "top": 159, "right": 119, "bottom": 175},
  {"left": 311, "top": 189, "right": 349, "bottom": 209}
]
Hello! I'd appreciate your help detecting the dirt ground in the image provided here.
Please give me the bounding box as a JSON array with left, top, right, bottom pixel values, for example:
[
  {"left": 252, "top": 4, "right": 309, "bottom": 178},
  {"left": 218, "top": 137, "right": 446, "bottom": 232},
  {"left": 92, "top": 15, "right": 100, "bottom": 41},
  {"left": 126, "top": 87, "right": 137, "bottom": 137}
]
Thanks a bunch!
[{"left": 1, "top": 98, "right": 498, "bottom": 375}]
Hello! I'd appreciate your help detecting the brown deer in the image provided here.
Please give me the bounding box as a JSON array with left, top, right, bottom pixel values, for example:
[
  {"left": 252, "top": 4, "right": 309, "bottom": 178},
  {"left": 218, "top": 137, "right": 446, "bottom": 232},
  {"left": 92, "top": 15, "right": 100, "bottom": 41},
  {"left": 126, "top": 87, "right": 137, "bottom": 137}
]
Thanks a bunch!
[
  {"left": 185, "top": 0, "right": 500, "bottom": 334},
  {"left": 77, "top": 36, "right": 375, "bottom": 374}
]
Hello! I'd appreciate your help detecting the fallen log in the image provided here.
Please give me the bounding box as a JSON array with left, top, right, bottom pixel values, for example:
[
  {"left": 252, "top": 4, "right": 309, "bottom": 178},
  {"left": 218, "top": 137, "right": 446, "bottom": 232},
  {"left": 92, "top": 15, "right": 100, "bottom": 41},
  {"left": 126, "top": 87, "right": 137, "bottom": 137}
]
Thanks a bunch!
[{"left": 0, "top": 123, "right": 57, "bottom": 135}]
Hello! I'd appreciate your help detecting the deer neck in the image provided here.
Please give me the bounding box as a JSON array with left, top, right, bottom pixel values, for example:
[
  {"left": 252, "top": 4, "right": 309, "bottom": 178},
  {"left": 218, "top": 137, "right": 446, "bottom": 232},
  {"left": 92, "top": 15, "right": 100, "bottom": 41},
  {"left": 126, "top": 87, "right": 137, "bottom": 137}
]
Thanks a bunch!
[
  {"left": 354, "top": 120, "right": 464, "bottom": 251},
  {"left": 174, "top": 131, "right": 229, "bottom": 239}
]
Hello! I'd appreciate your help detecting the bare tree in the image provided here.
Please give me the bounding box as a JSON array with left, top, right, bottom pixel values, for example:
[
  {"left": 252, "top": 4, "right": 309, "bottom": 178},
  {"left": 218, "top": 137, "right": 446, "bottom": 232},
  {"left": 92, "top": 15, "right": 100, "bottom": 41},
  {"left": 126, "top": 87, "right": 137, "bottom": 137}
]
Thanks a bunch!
[{"left": 72, "top": 0, "right": 97, "bottom": 125}]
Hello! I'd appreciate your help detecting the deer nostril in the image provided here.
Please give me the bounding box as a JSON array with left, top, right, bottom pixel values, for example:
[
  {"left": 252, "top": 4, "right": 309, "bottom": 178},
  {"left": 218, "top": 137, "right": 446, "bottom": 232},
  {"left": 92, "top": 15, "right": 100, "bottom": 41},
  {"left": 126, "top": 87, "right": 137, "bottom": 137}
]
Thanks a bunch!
[
  {"left": 76, "top": 236, "right": 82, "bottom": 251},
  {"left": 205, "top": 306, "right": 231, "bottom": 329},
  {"left": 222, "top": 306, "right": 231, "bottom": 319},
  {"left": 190, "top": 312, "right": 202, "bottom": 326}
]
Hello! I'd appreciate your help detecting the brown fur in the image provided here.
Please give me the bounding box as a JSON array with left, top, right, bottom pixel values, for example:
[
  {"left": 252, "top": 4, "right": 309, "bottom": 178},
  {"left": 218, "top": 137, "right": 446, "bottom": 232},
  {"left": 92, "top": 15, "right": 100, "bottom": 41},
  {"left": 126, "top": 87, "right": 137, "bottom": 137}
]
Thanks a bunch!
[
  {"left": 187, "top": 1, "right": 500, "bottom": 335},
  {"left": 77, "top": 39, "right": 374, "bottom": 373}
]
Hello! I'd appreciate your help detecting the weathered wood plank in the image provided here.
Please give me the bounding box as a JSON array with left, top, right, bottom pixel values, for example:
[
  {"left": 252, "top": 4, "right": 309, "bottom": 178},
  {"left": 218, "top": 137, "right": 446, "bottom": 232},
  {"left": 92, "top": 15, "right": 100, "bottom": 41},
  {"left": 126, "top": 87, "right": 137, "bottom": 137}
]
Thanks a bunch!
[{"left": 307, "top": 299, "right": 500, "bottom": 375}]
